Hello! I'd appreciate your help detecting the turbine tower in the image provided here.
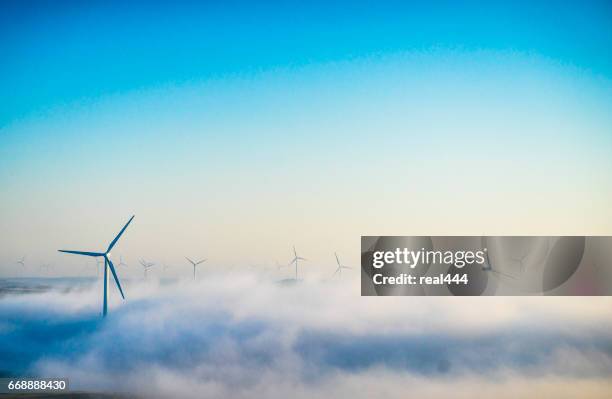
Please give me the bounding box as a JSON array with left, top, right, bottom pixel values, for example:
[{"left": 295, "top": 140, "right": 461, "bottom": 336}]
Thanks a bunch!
[
  {"left": 185, "top": 257, "right": 206, "bottom": 280},
  {"left": 333, "top": 252, "right": 352, "bottom": 278},
  {"left": 288, "top": 246, "right": 306, "bottom": 280},
  {"left": 139, "top": 259, "right": 155, "bottom": 279},
  {"left": 58, "top": 215, "right": 134, "bottom": 317}
]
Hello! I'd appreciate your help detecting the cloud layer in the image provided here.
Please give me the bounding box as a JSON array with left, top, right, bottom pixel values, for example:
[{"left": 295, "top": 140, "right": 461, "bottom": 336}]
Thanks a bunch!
[{"left": 1, "top": 272, "right": 611, "bottom": 398}]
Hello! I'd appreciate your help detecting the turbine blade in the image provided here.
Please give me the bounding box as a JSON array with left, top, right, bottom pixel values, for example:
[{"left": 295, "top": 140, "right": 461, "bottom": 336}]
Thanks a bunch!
[
  {"left": 491, "top": 270, "right": 517, "bottom": 279},
  {"left": 185, "top": 257, "right": 195, "bottom": 265},
  {"left": 335, "top": 252, "right": 340, "bottom": 265},
  {"left": 297, "top": 257, "right": 307, "bottom": 261},
  {"left": 107, "top": 258, "right": 125, "bottom": 299},
  {"left": 107, "top": 215, "right": 135, "bottom": 252},
  {"left": 196, "top": 259, "right": 207, "bottom": 265},
  {"left": 288, "top": 257, "right": 297, "bottom": 266},
  {"left": 293, "top": 246, "right": 297, "bottom": 257},
  {"left": 333, "top": 267, "right": 340, "bottom": 276},
  {"left": 58, "top": 250, "right": 104, "bottom": 257}
]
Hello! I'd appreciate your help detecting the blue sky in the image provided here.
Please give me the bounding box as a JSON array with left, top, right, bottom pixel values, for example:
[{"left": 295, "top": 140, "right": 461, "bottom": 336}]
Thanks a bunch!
[{"left": 2, "top": 1, "right": 612, "bottom": 125}]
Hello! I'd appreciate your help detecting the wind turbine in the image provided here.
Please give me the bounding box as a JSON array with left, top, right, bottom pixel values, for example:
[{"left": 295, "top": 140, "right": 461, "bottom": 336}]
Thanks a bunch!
[
  {"left": 333, "top": 252, "right": 352, "bottom": 278},
  {"left": 139, "top": 259, "right": 155, "bottom": 279},
  {"left": 510, "top": 251, "right": 531, "bottom": 274},
  {"left": 185, "top": 257, "right": 206, "bottom": 280},
  {"left": 16, "top": 256, "right": 26, "bottom": 267},
  {"left": 58, "top": 215, "right": 134, "bottom": 317},
  {"left": 482, "top": 251, "right": 516, "bottom": 279},
  {"left": 288, "top": 246, "right": 306, "bottom": 280},
  {"left": 118, "top": 256, "right": 128, "bottom": 268}
]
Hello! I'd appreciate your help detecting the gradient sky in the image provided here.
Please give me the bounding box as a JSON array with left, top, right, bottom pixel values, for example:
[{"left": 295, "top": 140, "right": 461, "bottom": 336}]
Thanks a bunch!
[{"left": 1, "top": 1, "right": 612, "bottom": 274}]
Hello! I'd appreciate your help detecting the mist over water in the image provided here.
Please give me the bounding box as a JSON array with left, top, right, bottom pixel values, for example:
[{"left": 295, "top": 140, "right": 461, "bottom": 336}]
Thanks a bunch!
[{"left": 1, "top": 270, "right": 611, "bottom": 398}]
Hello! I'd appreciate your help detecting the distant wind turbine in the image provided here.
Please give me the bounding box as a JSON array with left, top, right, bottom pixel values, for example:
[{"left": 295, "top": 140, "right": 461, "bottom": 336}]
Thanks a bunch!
[
  {"left": 288, "top": 246, "right": 306, "bottom": 280},
  {"left": 333, "top": 252, "right": 352, "bottom": 278},
  {"left": 139, "top": 259, "right": 155, "bottom": 279},
  {"left": 185, "top": 257, "right": 206, "bottom": 280},
  {"left": 118, "top": 256, "right": 128, "bottom": 268},
  {"left": 510, "top": 251, "right": 530, "bottom": 274},
  {"left": 482, "top": 251, "right": 516, "bottom": 279},
  {"left": 58, "top": 215, "right": 134, "bottom": 317},
  {"left": 16, "top": 256, "right": 26, "bottom": 267}
]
